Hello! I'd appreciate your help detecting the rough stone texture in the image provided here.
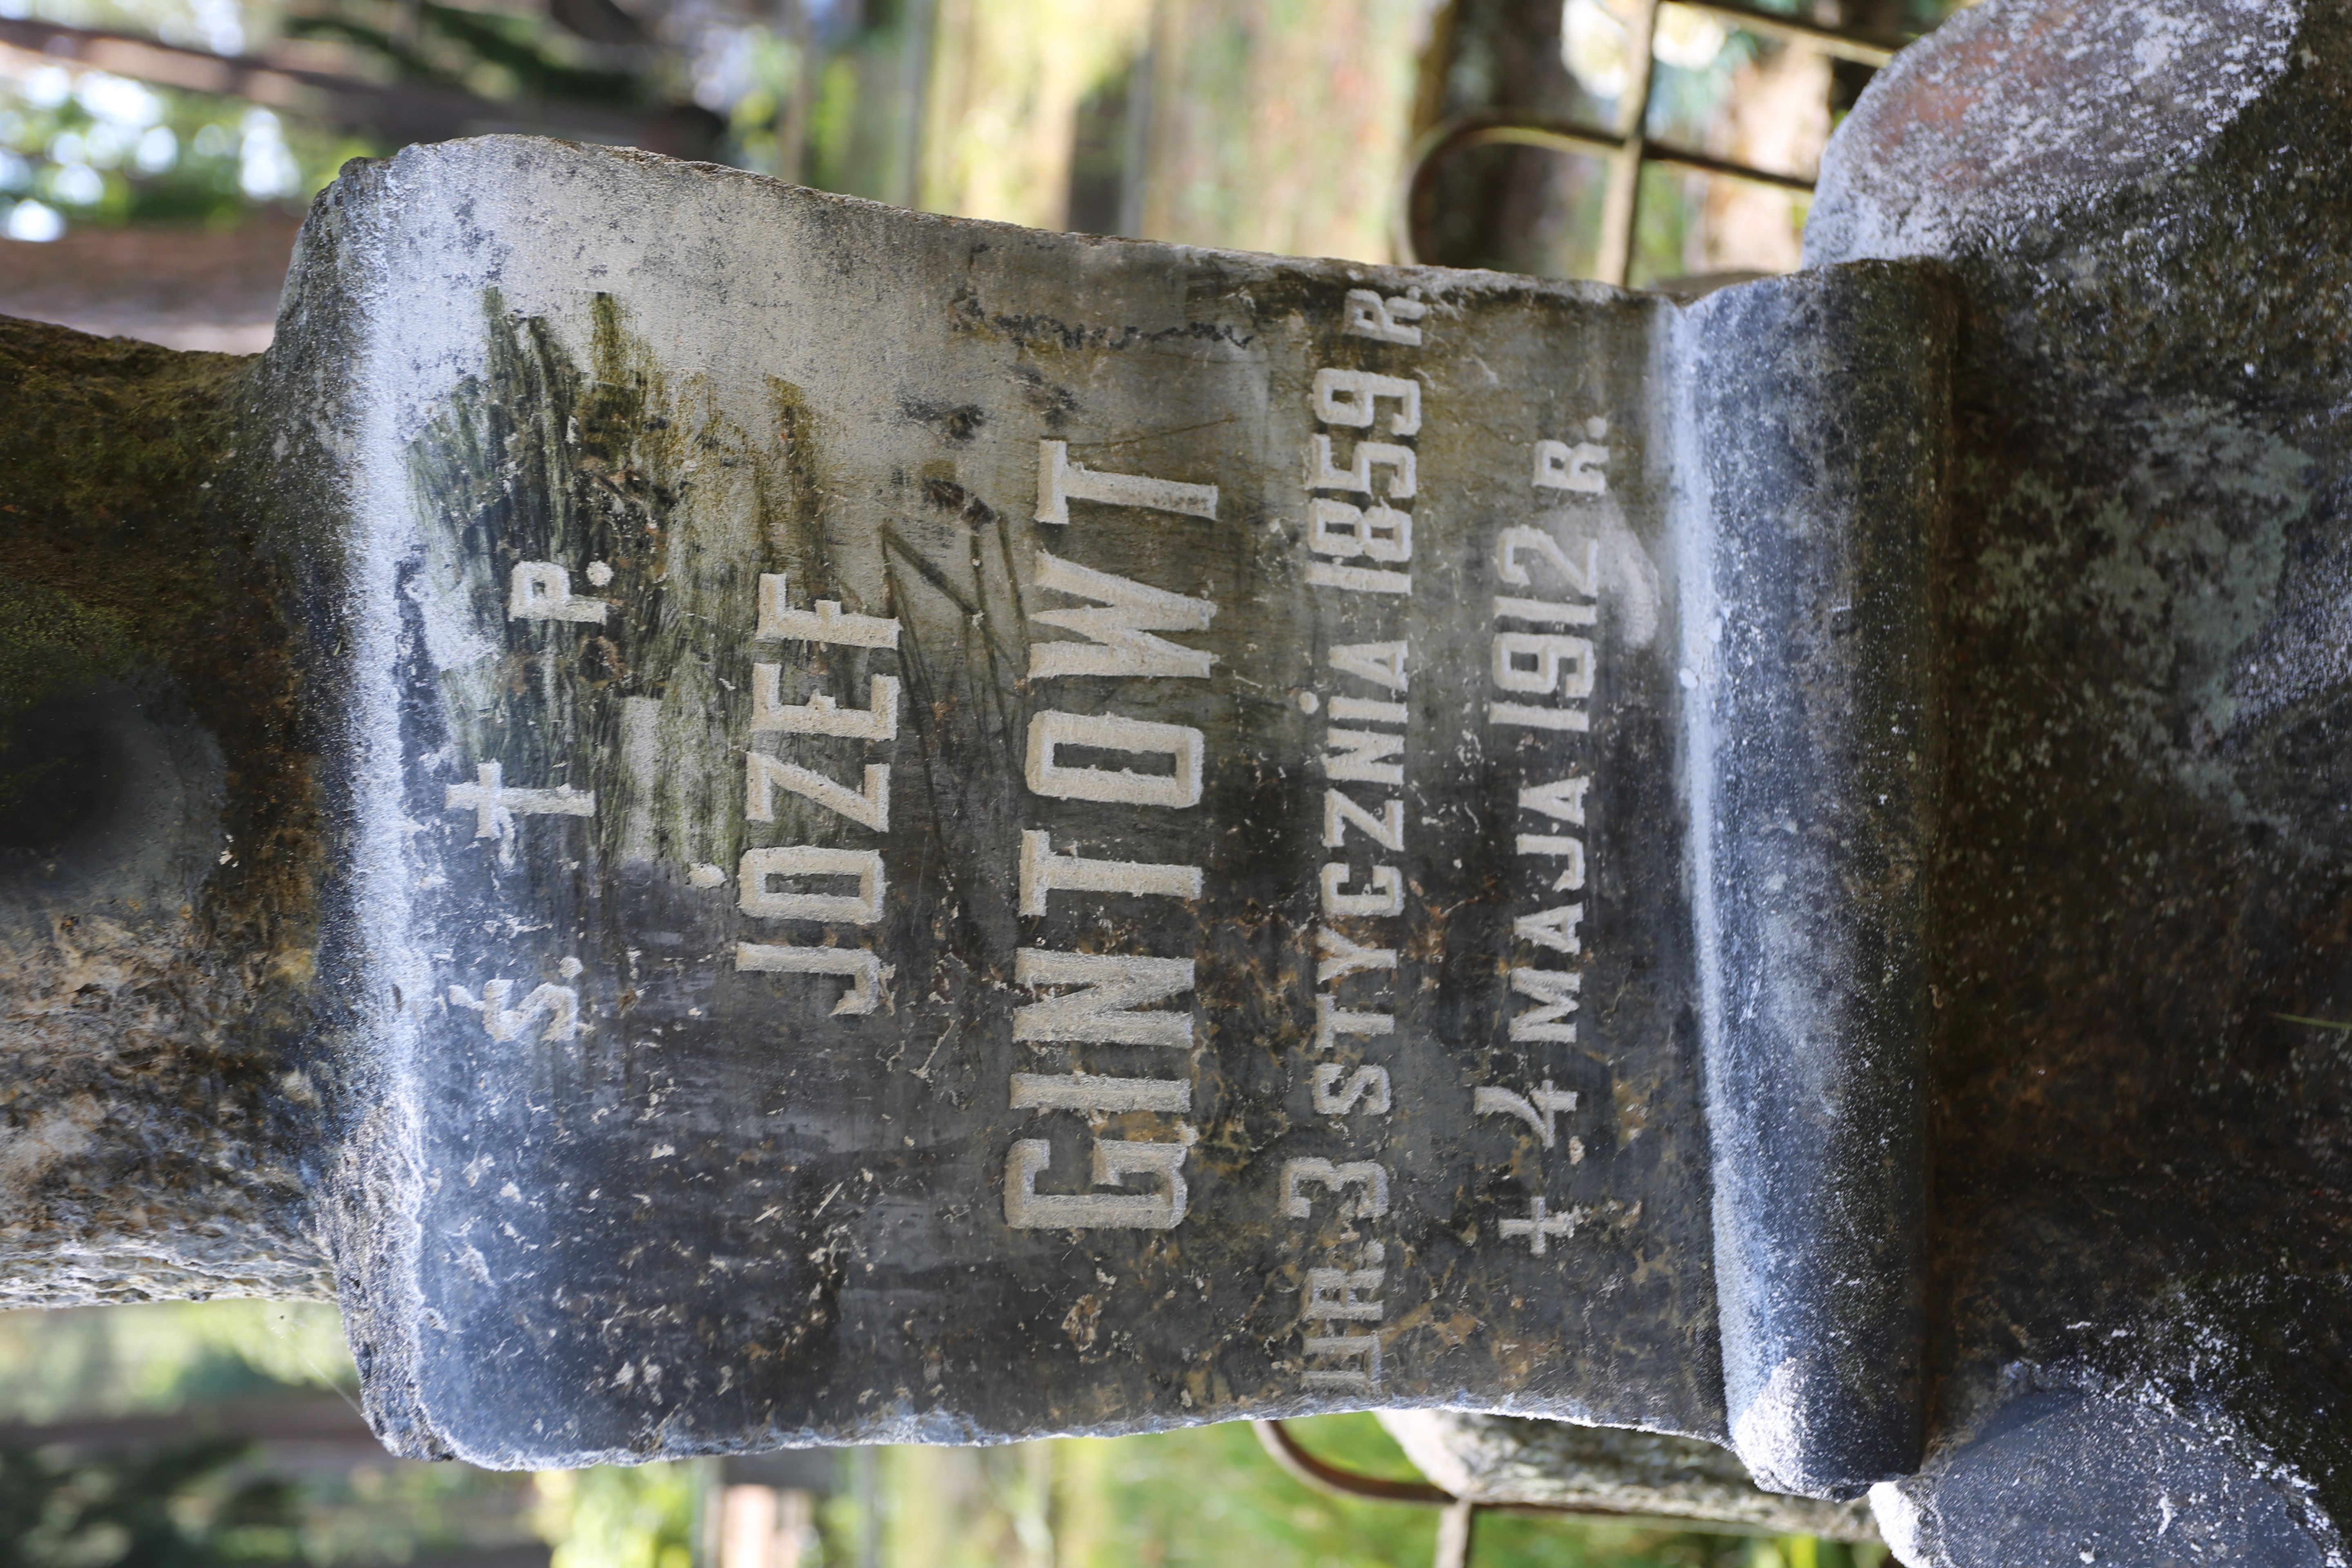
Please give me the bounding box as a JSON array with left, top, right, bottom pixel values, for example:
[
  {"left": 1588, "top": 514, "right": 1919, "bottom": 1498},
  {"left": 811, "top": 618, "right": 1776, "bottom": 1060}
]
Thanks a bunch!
[
  {"left": 1379, "top": 1409, "right": 1883, "bottom": 1539},
  {"left": 1810, "top": 0, "right": 2352, "bottom": 1562},
  {"left": 0, "top": 319, "right": 332, "bottom": 1304},
  {"left": 1681, "top": 262, "right": 1949, "bottom": 1499},
  {"left": 265, "top": 138, "right": 1940, "bottom": 1471}
]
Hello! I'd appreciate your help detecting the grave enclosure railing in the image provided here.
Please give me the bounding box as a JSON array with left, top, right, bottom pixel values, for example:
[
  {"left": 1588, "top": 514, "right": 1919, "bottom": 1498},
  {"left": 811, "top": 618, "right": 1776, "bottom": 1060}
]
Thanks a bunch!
[{"left": 1396, "top": 0, "right": 1918, "bottom": 283}]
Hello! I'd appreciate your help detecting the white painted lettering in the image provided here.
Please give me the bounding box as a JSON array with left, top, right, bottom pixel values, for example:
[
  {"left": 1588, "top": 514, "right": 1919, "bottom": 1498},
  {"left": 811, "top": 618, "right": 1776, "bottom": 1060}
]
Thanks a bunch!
[
  {"left": 1323, "top": 728, "right": 1405, "bottom": 786},
  {"left": 737, "top": 846, "right": 885, "bottom": 923},
  {"left": 1005, "top": 1138, "right": 1188, "bottom": 1229},
  {"left": 1312, "top": 1064, "right": 1392, "bottom": 1116},
  {"left": 1499, "top": 1195, "right": 1579, "bottom": 1254},
  {"left": 1329, "top": 641, "right": 1408, "bottom": 692},
  {"left": 509, "top": 562, "right": 606, "bottom": 624},
  {"left": 1013, "top": 949, "right": 1196, "bottom": 1048},
  {"left": 1307, "top": 498, "right": 1413, "bottom": 564},
  {"left": 1513, "top": 901, "right": 1586, "bottom": 952},
  {"left": 1281, "top": 1158, "right": 1390, "bottom": 1219},
  {"left": 1520, "top": 775, "right": 1590, "bottom": 825},
  {"left": 1035, "top": 440, "right": 1218, "bottom": 525},
  {"left": 1496, "top": 528, "right": 1598, "bottom": 595},
  {"left": 1304, "top": 561, "right": 1412, "bottom": 595},
  {"left": 735, "top": 941, "right": 891, "bottom": 1016},
  {"left": 1533, "top": 436, "right": 1609, "bottom": 494},
  {"left": 1025, "top": 710, "right": 1204, "bottom": 808},
  {"left": 1490, "top": 701, "right": 1590, "bottom": 733},
  {"left": 751, "top": 668, "right": 901, "bottom": 740},
  {"left": 1301, "top": 1334, "right": 1382, "bottom": 1392},
  {"left": 449, "top": 977, "right": 583, "bottom": 1042},
  {"left": 1320, "top": 862, "right": 1403, "bottom": 918},
  {"left": 1508, "top": 968, "right": 1582, "bottom": 1043},
  {"left": 1492, "top": 595, "right": 1597, "bottom": 627},
  {"left": 1307, "top": 435, "right": 1417, "bottom": 499},
  {"left": 745, "top": 753, "right": 890, "bottom": 831},
  {"left": 1342, "top": 288, "right": 1425, "bottom": 345},
  {"left": 1018, "top": 831, "right": 1202, "bottom": 915},
  {"left": 1329, "top": 696, "right": 1406, "bottom": 726},
  {"left": 1312, "top": 368, "right": 1421, "bottom": 436},
  {"left": 1028, "top": 550, "right": 1218, "bottom": 680},
  {"left": 1493, "top": 633, "right": 1596, "bottom": 700},
  {"left": 755, "top": 574, "right": 900, "bottom": 648},
  {"left": 1303, "top": 1265, "right": 1385, "bottom": 1323},
  {"left": 1314, "top": 996, "right": 1394, "bottom": 1051},
  {"left": 1010, "top": 1073, "right": 1192, "bottom": 1114},
  {"left": 1516, "top": 837, "right": 1587, "bottom": 891},
  {"left": 1474, "top": 1082, "right": 1579, "bottom": 1147},
  {"left": 1322, "top": 790, "right": 1405, "bottom": 852},
  {"left": 1314, "top": 927, "right": 1396, "bottom": 984},
  {"left": 445, "top": 761, "right": 595, "bottom": 858}
]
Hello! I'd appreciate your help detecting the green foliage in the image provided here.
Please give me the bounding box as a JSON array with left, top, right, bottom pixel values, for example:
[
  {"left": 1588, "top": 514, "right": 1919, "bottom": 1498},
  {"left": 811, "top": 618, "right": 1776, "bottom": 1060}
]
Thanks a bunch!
[
  {"left": 530, "top": 1465, "right": 700, "bottom": 1568},
  {"left": 281, "top": 3, "right": 646, "bottom": 108},
  {"left": 0, "top": 67, "right": 373, "bottom": 232},
  {"left": 0, "top": 1437, "right": 304, "bottom": 1568},
  {"left": 1045, "top": 1415, "right": 1768, "bottom": 1568},
  {"left": 0, "top": 1305, "right": 354, "bottom": 1427}
]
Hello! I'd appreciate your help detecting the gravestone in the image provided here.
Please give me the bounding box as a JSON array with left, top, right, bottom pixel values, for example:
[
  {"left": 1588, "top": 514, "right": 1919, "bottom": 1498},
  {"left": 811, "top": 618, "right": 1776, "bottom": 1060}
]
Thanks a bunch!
[{"left": 2, "top": 1, "right": 2350, "bottom": 1564}]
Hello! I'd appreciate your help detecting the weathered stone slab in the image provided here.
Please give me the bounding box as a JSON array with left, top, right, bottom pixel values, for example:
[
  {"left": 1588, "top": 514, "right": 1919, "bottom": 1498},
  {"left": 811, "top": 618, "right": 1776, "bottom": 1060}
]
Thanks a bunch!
[
  {"left": 236, "top": 138, "right": 1945, "bottom": 1485},
  {"left": 1804, "top": 1, "right": 2352, "bottom": 1562}
]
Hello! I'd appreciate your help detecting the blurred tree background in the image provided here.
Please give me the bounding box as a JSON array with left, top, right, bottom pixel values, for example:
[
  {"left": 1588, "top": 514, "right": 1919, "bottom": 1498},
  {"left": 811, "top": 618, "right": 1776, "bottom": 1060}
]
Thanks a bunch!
[{"left": 0, "top": 0, "right": 1963, "bottom": 1561}]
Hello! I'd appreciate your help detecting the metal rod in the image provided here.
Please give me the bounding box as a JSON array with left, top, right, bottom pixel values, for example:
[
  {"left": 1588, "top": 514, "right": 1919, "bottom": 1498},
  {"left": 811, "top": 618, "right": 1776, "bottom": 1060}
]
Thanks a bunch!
[
  {"left": 1594, "top": 0, "right": 1662, "bottom": 287},
  {"left": 1434, "top": 1500, "right": 1480, "bottom": 1568},
  {"left": 1389, "top": 4, "right": 1920, "bottom": 273},
  {"left": 1674, "top": 0, "right": 1904, "bottom": 66},
  {"left": 1392, "top": 117, "right": 1817, "bottom": 266},
  {"left": 1250, "top": 1419, "right": 1459, "bottom": 1506}
]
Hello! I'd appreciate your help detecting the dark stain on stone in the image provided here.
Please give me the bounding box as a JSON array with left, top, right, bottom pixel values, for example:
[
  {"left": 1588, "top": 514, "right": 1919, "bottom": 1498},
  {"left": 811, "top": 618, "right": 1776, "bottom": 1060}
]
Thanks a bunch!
[{"left": 900, "top": 398, "right": 987, "bottom": 442}]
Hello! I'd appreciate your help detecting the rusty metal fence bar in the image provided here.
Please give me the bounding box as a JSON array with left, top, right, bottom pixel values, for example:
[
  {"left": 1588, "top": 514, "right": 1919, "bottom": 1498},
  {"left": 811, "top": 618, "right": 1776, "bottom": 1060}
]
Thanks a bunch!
[{"left": 1395, "top": 0, "right": 1918, "bottom": 281}]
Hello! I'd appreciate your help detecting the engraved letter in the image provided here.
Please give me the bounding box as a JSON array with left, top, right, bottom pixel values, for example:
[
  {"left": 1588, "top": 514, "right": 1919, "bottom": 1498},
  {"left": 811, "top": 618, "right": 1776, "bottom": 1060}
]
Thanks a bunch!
[
  {"left": 1315, "top": 927, "right": 1396, "bottom": 984},
  {"left": 1508, "top": 967, "right": 1582, "bottom": 1043},
  {"left": 1011, "top": 1073, "right": 1191, "bottom": 1114},
  {"left": 1313, "top": 996, "right": 1394, "bottom": 1051},
  {"left": 1320, "top": 863, "right": 1403, "bottom": 918},
  {"left": 510, "top": 562, "right": 606, "bottom": 624},
  {"left": 1005, "top": 1138, "right": 1188, "bottom": 1229},
  {"left": 1026, "top": 710, "right": 1203, "bottom": 809},
  {"left": 1323, "top": 791, "right": 1405, "bottom": 852},
  {"left": 1036, "top": 441, "right": 1218, "bottom": 524},
  {"left": 745, "top": 753, "right": 890, "bottom": 832},
  {"left": 1028, "top": 551, "right": 1216, "bottom": 680},
  {"left": 1534, "top": 436, "right": 1609, "bottom": 494},
  {"left": 1281, "top": 1158, "right": 1390, "bottom": 1219},
  {"left": 1342, "top": 288, "right": 1425, "bottom": 345},
  {"left": 1493, "top": 633, "right": 1595, "bottom": 700},
  {"left": 735, "top": 942, "right": 891, "bottom": 1016},
  {"left": 1513, "top": 902, "right": 1586, "bottom": 953},
  {"left": 1307, "top": 498, "right": 1412, "bottom": 564},
  {"left": 1496, "top": 528, "right": 1597, "bottom": 596},
  {"left": 1323, "top": 728, "right": 1405, "bottom": 787},
  {"left": 756, "top": 575, "right": 900, "bottom": 647},
  {"left": 1474, "top": 1081, "right": 1579, "bottom": 1147},
  {"left": 1312, "top": 1064, "right": 1392, "bottom": 1116},
  {"left": 751, "top": 668, "right": 901, "bottom": 741},
  {"left": 1520, "top": 775, "right": 1590, "bottom": 825},
  {"left": 1019, "top": 831, "right": 1201, "bottom": 915},
  {"left": 1313, "top": 368, "right": 1421, "bottom": 436},
  {"left": 1307, "top": 436, "right": 1416, "bottom": 499},
  {"left": 1014, "top": 949, "right": 1195, "bottom": 1048},
  {"left": 1330, "top": 641, "right": 1408, "bottom": 692},
  {"left": 738, "top": 846, "right": 885, "bottom": 923}
]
